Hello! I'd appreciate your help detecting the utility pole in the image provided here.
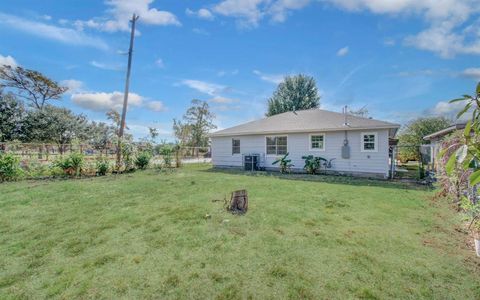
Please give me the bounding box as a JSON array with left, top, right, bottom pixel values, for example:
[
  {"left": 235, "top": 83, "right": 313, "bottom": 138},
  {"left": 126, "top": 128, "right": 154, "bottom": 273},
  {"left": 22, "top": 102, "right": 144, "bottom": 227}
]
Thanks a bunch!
[{"left": 116, "top": 13, "right": 139, "bottom": 170}]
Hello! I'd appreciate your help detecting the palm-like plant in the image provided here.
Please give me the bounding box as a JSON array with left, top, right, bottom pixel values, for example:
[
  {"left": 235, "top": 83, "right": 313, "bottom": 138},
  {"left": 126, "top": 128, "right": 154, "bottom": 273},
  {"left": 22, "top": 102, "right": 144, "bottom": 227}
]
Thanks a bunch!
[
  {"left": 272, "top": 152, "right": 294, "bottom": 173},
  {"left": 442, "top": 82, "right": 480, "bottom": 244},
  {"left": 301, "top": 155, "right": 327, "bottom": 174}
]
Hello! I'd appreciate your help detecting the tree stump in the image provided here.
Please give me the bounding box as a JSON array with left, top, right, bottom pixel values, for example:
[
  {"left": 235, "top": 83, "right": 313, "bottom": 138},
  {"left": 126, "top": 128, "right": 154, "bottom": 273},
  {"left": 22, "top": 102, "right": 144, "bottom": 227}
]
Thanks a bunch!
[{"left": 228, "top": 190, "right": 248, "bottom": 214}]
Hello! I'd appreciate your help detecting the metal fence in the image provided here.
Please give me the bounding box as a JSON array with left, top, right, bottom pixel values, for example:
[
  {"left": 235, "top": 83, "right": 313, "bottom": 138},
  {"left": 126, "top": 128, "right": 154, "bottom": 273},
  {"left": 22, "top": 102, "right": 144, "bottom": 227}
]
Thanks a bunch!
[{"left": 390, "top": 144, "right": 433, "bottom": 180}]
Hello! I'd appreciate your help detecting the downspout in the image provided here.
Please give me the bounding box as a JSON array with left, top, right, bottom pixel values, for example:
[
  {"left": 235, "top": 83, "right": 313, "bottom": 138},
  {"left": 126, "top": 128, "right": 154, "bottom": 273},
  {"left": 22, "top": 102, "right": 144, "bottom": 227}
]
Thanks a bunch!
[{"left": 342, "top": 106, "right": 350, "bottom": 160}]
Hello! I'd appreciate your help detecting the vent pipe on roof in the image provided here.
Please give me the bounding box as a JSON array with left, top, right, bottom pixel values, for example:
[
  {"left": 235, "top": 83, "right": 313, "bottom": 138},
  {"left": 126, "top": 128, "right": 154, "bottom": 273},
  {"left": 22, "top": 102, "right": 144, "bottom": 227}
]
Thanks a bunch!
[{"left": 343, "top": 105, "right": 350, "bottom": 126}]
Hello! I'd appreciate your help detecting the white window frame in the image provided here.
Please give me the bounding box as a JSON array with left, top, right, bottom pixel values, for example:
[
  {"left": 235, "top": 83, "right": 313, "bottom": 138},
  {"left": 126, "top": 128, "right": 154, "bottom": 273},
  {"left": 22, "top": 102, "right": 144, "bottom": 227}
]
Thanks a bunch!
[
  {"left": 265, "top": 135, "right": 288, "bottom": 156},
  {"left": 309, "top": 133, "right": 325, "bottom": 151},
  {"left": 232, "top": 138, "right": 241, "bottom": 155},
  {"left": 361, "top": 132, "right": 378, "bottom": 152}
]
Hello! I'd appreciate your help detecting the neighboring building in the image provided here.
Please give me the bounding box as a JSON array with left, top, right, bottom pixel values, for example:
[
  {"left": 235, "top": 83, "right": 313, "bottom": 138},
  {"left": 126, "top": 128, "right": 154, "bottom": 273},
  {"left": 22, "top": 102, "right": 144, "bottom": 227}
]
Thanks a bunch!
[
  {"left": 423, "top": 121, "right": 467, "bottom": 170},
  {"left": 210, "top": 109, "right": 400, "bottom": 178}
]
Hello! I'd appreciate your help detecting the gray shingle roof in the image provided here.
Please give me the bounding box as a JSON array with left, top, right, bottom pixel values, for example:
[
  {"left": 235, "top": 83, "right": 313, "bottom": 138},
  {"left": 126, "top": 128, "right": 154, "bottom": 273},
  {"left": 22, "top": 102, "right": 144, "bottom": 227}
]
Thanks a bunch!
[{"left": 210, "top": 109, "right": 400, "bottom": 137}]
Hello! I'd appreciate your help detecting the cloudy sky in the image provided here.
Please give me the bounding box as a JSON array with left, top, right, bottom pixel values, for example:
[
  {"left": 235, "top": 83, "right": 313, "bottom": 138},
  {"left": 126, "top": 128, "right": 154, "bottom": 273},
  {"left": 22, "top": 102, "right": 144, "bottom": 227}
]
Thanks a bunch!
[{"left": 1, "top": 0, "right": 479, "bottom": 140}]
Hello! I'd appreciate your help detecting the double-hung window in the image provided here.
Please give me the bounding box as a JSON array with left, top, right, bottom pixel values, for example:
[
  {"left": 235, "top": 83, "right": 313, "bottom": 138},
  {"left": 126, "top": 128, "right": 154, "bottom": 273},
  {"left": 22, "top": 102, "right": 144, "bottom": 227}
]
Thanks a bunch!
[
  {"left": 310, "top": 134, "right": 325, "bottom": 151},
  {"left": 266, "top": 136, "right": 287, "bottom": 155},
  {"left": 232, "top": 139, "right": 240, "bottom": 155},
  {"left": 361, "top": 132, "right": 377, "bottom": 152}
]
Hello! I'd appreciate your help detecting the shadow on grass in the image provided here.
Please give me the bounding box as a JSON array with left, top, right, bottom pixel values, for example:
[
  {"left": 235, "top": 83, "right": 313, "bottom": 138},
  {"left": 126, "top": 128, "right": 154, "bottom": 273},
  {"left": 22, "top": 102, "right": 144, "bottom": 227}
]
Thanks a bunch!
[{"left": 201, "top": 167, "right": 432, "bottom": 191}]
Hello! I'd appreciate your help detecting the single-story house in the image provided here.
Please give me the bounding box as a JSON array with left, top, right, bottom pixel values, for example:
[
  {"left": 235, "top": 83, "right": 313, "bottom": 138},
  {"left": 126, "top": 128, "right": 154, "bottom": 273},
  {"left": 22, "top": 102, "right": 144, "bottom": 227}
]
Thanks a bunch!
[
  {"left": 210, "top": 109, "right": 400, "bottom": 178},
  {"left": 423, "top": 121, "right": 467, "bottom": 170}
]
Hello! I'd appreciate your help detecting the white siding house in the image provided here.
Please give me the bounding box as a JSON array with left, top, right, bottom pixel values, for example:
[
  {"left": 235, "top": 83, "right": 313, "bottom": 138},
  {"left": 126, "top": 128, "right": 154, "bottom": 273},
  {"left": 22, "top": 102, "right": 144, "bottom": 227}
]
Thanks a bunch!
[{"left": 210, "top": 109, "right": 400, "bottom": 178}]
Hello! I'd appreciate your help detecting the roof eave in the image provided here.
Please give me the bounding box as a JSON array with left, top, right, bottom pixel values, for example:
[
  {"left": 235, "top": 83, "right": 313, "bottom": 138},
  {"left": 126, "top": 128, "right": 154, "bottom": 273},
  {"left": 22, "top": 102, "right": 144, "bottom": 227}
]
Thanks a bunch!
[{"left": 210, "top": 125, "right": 401, "bottom": 138}]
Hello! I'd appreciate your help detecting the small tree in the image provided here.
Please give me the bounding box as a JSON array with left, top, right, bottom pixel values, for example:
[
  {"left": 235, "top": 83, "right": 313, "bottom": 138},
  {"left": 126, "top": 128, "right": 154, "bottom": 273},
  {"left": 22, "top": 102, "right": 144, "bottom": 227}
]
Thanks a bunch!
[
  {"left": 266, "top": 74, "right": 320, "bottom": 116},
  {"left": 0, "top": 91, "right": 25, "bottom": 142},
  {"left": 0, "top": 65, "right": 67, "bottom": 109},
  {"left": 173, "top": 99, "right": 216, "bottom": 147},
  {"left": 398, "top": 117, "right": 451, "bottom": 162}
]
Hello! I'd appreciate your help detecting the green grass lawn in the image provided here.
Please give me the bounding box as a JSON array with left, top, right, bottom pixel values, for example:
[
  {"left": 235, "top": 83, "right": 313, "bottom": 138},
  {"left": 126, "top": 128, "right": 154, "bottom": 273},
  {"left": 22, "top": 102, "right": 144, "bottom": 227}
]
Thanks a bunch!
[{"left": 1, "top": 164, "right": 479, "bottom": 299}]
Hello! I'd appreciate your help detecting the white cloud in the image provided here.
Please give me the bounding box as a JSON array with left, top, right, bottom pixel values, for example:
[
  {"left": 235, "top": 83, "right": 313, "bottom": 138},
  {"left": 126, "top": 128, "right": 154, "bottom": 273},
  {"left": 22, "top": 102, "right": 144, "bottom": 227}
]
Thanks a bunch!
[
  {"left": 186, "top": 8, "right": 215, "bottom": 20},
  {"left": 155, "top": 58, "right": 165, "bottom": 68},
  {"left": 192, "top": 28, "right": 210, "bottom": 35},
  {"left": 61, "top": 79, "right": 84, "bottom": 93},
  {"left": 72, "top": 90, "right": 166, "bottom": 113},
  {"left": 336, "top": 46, "right": 349, "bottom": 56},
  {"left": 213, "top": 0, "right": 266, "bottom": 27},
  {"left": 209, "top": 96, "right": 237, "bottom": 104},
  {"left": 180, "top": 79, "right": 227, "bottom": 96},
  {"left": 429, "top": 100, "right": 468, "bottom": 118},
  {"left": 217, "top": 69, "right": 239, "bottom": 77},
  {"left": 212, "top": 0, "right": 311, "bottom": 27},
  {"left": 323, "top": 0, "right": 480, "bottom": 58},
  {"left": 323, "top": 0, "right": 473, "bottom": 19},
  {"left": 90, "top": 60, "right": 123, "bottom": 71},
  {"left": 268, "top": 0, "right": 311, "bottom": 23},
  {"left": 0, "top": 54, "right": 18, "bottom": 67},
  {"left": 404, "top": 22, "right": 480, "bottom": 58},
  {"left": 0, "top": 13, "right": 108, "bottom": 50},
  {"left": 384, "top": 38, "right": 396, "bottom": 46},
  {"left": 461, "top": 68, "right": 480, "bottom": 80},
  {"left": 146, "top": 100, "right": 167, "bottom": 112},
  {"left": 253, "top": 70, "right": 284, "bottom": 84},
  {"left": 72, "top": 91, "right": 143, "bottom": 112},
  {"left": 395, "top": 69, "right": 435, "bottom": 77},
  {"left": 75, "top": 0, "right": 181, "bottom": 33}
]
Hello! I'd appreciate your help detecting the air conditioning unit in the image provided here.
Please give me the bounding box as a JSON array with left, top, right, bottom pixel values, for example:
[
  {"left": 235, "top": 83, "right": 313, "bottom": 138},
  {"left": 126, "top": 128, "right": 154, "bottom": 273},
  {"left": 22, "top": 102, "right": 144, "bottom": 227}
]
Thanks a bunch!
[{"left": 243, "top": 154, "right": 260, "bottom": 171}]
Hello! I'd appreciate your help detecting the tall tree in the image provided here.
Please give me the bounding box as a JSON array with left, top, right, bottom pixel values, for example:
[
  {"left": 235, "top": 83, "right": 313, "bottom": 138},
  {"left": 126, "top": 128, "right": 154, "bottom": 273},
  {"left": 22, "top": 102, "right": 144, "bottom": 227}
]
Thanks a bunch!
[
  {"left": 0, "top": 65, "right": 67, "bottom": 109},
  {"left": 398, "top": 116, "right": 452, "bottom": 161},
  {"left": 173, "top": 99, "right": 216, "bottom": 147},
  {"left": 266, "top": 74, "right": 320, "bottom": 116},
  {"left": 0, "top": 91, "right": 25, "bottom": 142}
]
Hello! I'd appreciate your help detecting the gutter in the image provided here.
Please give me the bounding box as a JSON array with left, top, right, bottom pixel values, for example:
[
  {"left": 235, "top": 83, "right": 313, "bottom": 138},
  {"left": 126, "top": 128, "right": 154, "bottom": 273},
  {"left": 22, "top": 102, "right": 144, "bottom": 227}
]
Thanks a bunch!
[{"left": 210, "top": 125, "right": 401, "bottom": 138}]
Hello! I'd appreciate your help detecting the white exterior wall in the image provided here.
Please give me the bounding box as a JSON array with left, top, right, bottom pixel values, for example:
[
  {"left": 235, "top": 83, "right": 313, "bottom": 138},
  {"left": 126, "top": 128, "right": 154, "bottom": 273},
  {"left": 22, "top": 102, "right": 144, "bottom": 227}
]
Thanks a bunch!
[{"left": 211, "top": 129, "right": 390, "bottom": 177}]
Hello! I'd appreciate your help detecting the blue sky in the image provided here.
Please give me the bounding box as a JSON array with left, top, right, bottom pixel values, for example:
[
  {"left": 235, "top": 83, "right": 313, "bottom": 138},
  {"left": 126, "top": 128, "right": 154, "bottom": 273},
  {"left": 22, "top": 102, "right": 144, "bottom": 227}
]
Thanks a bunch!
[{"left": 1, "top": 0, "right": 479, "bottom": 141}]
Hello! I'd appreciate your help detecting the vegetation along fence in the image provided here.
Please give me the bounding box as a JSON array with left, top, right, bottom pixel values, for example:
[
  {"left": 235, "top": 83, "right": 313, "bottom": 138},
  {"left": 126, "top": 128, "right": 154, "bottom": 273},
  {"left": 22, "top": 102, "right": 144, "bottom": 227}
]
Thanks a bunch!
[{"left": 0, "top": 143, "right": 211, "bottom": 163}]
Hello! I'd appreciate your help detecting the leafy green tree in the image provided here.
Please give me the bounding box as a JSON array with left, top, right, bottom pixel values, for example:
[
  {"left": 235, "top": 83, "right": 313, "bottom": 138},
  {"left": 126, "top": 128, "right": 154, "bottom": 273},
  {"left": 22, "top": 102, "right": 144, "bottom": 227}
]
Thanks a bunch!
[
  {"left": 86, "top": 121, "right": 116, "bottom": 150},
  {"left": 21, "top": 105, "right": 89, "bottom": 148},
  {"left": 0, "top": 65, "right": 67, "bottom": 109},
  {"left": 0, "top": 91, "right": 25, "bottom": 142},
  {"left": 398, "top": 116, "right": 451, "bottom": 162},
  {"left": 173, "top": 99, "right": 216, "bottom": 147},
  {"left": 266, "top": 74, "right": 320, "bottom": 116}
]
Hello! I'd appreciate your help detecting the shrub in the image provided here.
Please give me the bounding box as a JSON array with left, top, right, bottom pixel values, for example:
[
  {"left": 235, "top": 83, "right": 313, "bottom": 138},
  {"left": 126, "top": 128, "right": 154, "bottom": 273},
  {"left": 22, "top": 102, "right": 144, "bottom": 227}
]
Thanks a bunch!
[
  {"left": 96, "top": 157, "right": 110, "bottom": 176},
  {"left": 121, "top": 141, "right": 136, "bottom": 172},
  {"left": 160, "top": 145, "right": 174, "bottom": 168},
  {"left": 0, "top": 153, "right": 22, "bottom": 182},
  {"left": 302, "top": 155, "right": 327, "bottom": 174},
  {"left": 21, "top": 158, "right": 50, "bottom": 178},
  {"left": 135, "top": 151, "right": 151, "bottom": 170},
  {"left": 272, "top": 152, "right": 293, "bottom": 173},
  {"left": 55, "top": 153, "right": 84, "bottom": 177}
]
